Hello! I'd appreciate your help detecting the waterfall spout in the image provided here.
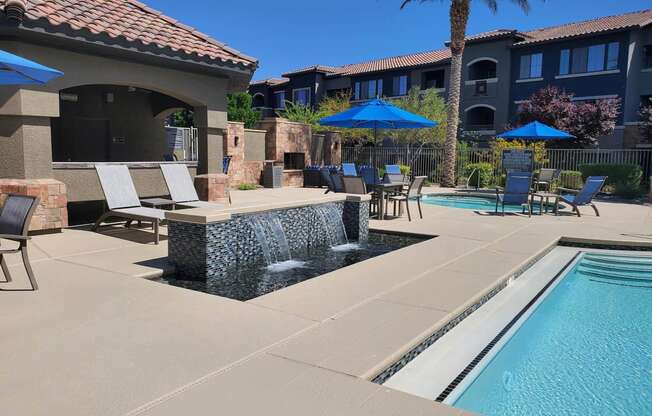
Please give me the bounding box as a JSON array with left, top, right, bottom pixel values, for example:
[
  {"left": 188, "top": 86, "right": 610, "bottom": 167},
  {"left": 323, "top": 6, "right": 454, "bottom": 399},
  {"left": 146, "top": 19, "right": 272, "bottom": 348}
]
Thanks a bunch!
[{"left": 247, "top": 213, "right": 291, "bottom": 265}]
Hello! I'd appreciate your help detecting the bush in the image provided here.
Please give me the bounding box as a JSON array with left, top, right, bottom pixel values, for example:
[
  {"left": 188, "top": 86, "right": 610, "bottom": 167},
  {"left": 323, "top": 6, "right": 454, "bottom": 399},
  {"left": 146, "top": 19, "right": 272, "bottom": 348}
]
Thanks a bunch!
[
  {"left": 464, "top": 163, "right": 494, "bottom": 188},
  {"left": 579, "top": 163, "right": 643, "bottom": 198},
  {"left": 237, "top": 183, "right": 258, "bottom": 191},
  {"left": 559, "top": 171, "right": 583, "bottom": 190},
  {"left": 399, "top": 164, "right": 411, "bottom": 176}
]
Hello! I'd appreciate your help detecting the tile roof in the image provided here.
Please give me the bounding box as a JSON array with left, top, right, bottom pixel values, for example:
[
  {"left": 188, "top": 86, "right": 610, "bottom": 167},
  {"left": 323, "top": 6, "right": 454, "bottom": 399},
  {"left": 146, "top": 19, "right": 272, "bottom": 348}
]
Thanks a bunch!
[
  {"left": 3, "top": 0, "right": 256, "bottom": 68},
  {"left": 333, "top": 48, "right": 451, "bottom": 77},
  {"left": 281, "top": 65, "right": 341, "bottom": 77},
  {"left": 250, "top": 77, "right": 289, "bottom": 86},
  {"left": 516, "top": 9, "right": 652, "bottom": 46},
  {"left": 463, "top": 29, "right": 524, "bottom": 43}
]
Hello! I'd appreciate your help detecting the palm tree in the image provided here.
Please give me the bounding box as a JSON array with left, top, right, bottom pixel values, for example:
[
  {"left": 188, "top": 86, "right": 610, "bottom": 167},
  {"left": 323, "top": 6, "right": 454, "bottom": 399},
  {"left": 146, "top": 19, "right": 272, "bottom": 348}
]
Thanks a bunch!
[{"left": 400, "top": 0, "right": 531, "bottom": 187}]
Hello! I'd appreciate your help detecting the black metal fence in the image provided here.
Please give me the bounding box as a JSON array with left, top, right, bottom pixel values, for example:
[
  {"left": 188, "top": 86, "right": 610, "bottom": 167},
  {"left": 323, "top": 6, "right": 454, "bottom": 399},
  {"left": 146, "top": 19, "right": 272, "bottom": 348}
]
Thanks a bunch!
[{"left": 342, "top": 146, "right": 652, "bottom": 185}]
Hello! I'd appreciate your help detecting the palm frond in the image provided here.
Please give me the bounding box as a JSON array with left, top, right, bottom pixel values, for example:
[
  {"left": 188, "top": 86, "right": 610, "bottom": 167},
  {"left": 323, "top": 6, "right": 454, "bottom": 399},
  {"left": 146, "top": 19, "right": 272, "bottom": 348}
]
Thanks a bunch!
[{"left": 481, "top": 0, "right": 532, "bottom": 14}]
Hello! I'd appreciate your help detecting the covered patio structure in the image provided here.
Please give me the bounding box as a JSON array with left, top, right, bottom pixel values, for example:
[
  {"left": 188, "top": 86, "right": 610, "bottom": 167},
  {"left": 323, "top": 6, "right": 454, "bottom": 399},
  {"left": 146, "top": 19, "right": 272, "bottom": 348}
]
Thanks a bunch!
[{"left": 0, "top": 0, "right": 257, "bottom": 229}]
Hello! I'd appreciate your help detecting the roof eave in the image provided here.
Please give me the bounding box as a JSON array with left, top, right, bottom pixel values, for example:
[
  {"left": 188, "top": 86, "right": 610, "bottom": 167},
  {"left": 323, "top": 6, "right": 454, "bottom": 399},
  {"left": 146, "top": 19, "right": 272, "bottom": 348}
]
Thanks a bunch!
[{"left": 512, "top": 26, "right": 639, "bottom": 48}]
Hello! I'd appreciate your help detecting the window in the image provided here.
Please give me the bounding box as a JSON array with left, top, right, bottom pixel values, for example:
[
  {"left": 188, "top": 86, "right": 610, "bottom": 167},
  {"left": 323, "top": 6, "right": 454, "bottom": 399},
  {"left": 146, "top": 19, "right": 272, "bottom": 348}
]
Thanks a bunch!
[
  {"left": 519, "top": 53, "right": 543, "bottom": 79},
  {"left": 377, "top": 79, "right": 383, "bottom": 97},
  {"left": 368, "top": 80, "right": 377, "bottom": 99},
  {"left": 643, "top": 46, "right": 652, "bottom": 69},
  {"left": 354, "top": 79, "right": 382, "bottom": 100},
  {"left": 273, "top": 91, "right": 285, "bottom": 109},
  {"left": 392, "top": 75, "right": 408, "bottom": 96},
  {"left": 292, "top": 88, "right": 310, "bottom": 106},
  {"left": 559, "top": 49, "right": 570, "bottom": 75},
  {"left": 468, "top": 59, "right": 497, "bottom": 81},
  {"left": 642, "top": 95, "right": 652, "bottom": 107},
  {"left": 422, "top": 70, "right": 445, "bottom": 89},
  {"left": 354, "top": 82, "right": 361, "bottom": 100},
  {"left": 559, "top": 42, "right": 620, "bottom": 75}
]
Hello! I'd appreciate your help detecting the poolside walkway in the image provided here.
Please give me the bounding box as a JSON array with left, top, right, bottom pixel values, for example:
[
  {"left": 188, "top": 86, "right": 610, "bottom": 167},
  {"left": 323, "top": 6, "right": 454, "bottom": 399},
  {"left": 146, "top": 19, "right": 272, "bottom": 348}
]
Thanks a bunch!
[{"left": 1, "top": 187, "right": 650, "bottom": 415}]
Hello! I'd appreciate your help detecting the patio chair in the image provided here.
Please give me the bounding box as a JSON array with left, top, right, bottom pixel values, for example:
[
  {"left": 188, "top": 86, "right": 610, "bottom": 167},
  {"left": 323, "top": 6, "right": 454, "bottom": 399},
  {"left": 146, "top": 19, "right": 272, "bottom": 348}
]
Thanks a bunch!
[
  {"left": 330, "top": 172, "right": 345, "bottom": 193},
  {"left": 0, "top": 194, "right": 39, "bottom": 291},
  {"left": 386, "top": 176, "right": 427, "bottom": 221},
  {"left": 93, "top": 165, "right": 166, "bottom": 244},
  {"left": 385, "top": 164, "right": 401, "bottom": 175},
  {"left": 360, "top": 166, "right": 381, "bottom": 186},
  {"left": 320, "top": 167, "right": 336, "bottom": 194},
  {"left": 160, "top": 164, "right": 227, "bottom": 208},
  {"left": 383, "top": 172, "right": 406, "bottom": 184},
  {"left": 342, "top": 176, "right": 367, "bottom": 194},
  {"left": 495, "top": 172, "right": 533, "bottom": 217},
  {"left": 557, "top": 176, "right": 607, "bottom": 217},
  {"left": 342, "top": 163, "right": 357, "bottom": 176},
  {"left": 534, "top": 168, "right": 560, "bottom": 192}
]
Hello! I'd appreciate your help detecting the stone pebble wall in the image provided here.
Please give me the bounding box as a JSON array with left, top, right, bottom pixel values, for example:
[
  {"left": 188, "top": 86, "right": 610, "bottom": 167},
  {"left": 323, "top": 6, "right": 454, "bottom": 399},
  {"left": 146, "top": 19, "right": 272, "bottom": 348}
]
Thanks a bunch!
[
  {"left": 169, "top": 200, "right": 369, "bottom": 280},
  {"left": 0, "top": 178, "right": 68, "bottom": 231}
]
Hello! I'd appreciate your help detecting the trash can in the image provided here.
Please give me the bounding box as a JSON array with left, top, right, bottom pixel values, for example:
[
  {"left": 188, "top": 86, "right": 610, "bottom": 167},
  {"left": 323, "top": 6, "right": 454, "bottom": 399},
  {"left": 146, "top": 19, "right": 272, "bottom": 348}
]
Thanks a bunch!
[{"left": 263, "top": 161, "right": 283, "bottom": 188}]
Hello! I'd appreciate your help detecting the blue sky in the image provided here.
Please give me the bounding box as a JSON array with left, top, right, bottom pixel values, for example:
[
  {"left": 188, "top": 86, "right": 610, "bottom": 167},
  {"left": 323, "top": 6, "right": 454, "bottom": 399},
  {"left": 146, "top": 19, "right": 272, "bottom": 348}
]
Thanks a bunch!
[{"left": 146, "top": 0, "right": 648, "bottom": 81}]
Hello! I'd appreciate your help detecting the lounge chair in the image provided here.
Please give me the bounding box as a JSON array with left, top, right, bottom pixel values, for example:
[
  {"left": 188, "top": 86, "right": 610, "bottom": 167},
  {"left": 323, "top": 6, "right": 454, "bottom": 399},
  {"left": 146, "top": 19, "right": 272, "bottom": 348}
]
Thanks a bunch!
[
  {"left": 360, "top": 166, "right": 381, "bottom": 186},
  {"left": 534, "top": 168, "right": 560, "bottom": 192},
  {"left": 93, "top": 165, "right": 166, "bottom": 244},
  {"left": 342, "top": 163, "right": 357, "bottom": 176},
  {"left": 160, "top": 163, "right": 226, "bottom": 208},
  {"left": 0, "top": 194, "right": 40, "bottom": 291},
  {"left": 557, "top": 176, "right": 607, "bottom": 217},
  {"left": 320, "top": 167, "right": 336, "bottom": 193},
  {"left": 387, "top": 176, "right": 427, "bottom": 221},
  {"left": 496, "top": 172, "right": 533, "bottom": 217},
  {"left": 385, "top": 164, "right": 401, "bottom": 174}
]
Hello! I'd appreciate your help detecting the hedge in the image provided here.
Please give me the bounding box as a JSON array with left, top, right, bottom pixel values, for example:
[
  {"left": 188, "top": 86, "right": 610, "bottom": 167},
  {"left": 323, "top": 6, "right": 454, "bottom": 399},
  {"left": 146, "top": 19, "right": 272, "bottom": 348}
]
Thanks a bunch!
[
  {"left": 578, "top": 163, "right": 643, "bottom": 198},
  {"left": 559, "top": 171, "right": 583, "bottom": 190}
]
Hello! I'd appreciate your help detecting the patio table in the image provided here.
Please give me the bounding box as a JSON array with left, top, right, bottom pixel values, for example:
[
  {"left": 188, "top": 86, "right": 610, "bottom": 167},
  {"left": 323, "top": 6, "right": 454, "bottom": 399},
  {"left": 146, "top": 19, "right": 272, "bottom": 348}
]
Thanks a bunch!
[
  {"left": 140, "top": 197, "right": 175, "bottom": 210},
  {"left": 367, "top": 183, "right": 404, "bottom": 220},
  {"left": 530, "top": 192, "right": 559, "bottom": 215}
]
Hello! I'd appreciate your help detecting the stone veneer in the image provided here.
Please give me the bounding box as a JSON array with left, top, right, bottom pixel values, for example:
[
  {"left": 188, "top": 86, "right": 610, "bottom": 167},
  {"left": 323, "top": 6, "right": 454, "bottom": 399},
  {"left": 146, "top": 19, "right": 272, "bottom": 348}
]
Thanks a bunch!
[
  {"left": 0, "top": 178, "right": 68, "bottom": 232},
  {"left": 167, "top": 196, "right": 370, "bottom": 280},
  {"left": 194, "top": 173, "right": 230, "bottom": 204}
]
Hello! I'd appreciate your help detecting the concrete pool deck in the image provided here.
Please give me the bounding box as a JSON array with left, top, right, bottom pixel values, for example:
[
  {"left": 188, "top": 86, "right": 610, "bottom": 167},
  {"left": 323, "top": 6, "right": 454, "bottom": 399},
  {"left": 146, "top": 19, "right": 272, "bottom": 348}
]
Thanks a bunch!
[{"left": 1, "top": 186, "right": 651, "bottom": 415}]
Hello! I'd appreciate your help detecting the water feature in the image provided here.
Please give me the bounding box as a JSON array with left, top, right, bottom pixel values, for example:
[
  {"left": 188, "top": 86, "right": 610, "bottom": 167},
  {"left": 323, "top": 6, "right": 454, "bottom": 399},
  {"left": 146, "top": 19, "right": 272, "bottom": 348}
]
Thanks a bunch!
[
  {"left": 313, "top": 204, "right": 348, "bottom": 247},
  {"left": 247, "top": 213, "right": 292, "bottom": 265}
]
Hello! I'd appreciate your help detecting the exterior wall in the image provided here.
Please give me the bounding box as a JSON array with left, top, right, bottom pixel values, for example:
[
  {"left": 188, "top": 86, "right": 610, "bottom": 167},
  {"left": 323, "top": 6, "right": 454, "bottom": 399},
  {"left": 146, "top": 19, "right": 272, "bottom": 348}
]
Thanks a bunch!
[
  {"left": 0, "top": 179, "right": 67, "bottom": 231},
  {"left": 624, "top": 27, "right": 652, "bottom": 147},
  {"left": 510, "top": 32, "right": 630, "bottom": 126},
  {"left": 461, "top": 39, "right": 513, "bottom": 133},
  {"left": 224, "top": 122, "right": 264, "bottom": 187},
  {"left": 244, "top": 129, "right": 267, "bottom": 161},
  {"left": 256, "top": 118, "right": 312, "bottom": 165}
]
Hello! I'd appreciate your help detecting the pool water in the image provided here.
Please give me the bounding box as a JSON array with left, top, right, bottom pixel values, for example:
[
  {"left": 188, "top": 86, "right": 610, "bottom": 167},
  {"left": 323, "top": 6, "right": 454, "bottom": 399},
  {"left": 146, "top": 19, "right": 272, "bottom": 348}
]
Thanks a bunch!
[
  {"left": 453, "top": 252, "right": 652, "bottom": 415},
  {"left": 422, "top": 195, "right": 545, "bottom": 213},
  {"left": 159, "top": 232, "right": 427, "bottom": 301}
]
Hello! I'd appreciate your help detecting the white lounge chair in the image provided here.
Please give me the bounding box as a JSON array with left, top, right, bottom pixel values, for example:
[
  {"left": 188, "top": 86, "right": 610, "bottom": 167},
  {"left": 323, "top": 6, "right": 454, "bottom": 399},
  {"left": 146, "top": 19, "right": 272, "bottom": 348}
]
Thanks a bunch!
[
  {"left": 92, "top": 165, "right": 166, "bottom": 244},
  {"left": 160, "top": 163, "right": 227, "bottom": 209}
]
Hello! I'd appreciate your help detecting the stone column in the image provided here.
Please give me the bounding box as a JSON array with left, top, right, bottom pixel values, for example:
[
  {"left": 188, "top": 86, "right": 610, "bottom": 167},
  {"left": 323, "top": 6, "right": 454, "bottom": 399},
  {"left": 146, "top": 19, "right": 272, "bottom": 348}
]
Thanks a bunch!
[
  {"left": 342, "top": 195, "right": 371, "bottom": 242},
  {"left": 193, "top": 106, "right": 230, "bottom": 202},
  {"left": 324, "top": 131, "right": 342, "bottom": 166},
  {"left": 0, "top": 88, "right": 68, "bottom": 231}
]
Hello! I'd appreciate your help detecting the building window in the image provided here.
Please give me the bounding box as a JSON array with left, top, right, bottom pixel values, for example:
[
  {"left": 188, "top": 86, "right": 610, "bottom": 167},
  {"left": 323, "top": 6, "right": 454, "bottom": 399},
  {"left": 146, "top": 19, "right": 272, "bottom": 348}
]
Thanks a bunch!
[
  {"left": 422, "top": 70, "right": 445, "bottom": 89},
  {"left": 642, "top": 95, "right": 652, "bottom": 107},
  {"left": 559, "top": 42, "right": 620, "bottom": 75},
  {"left": 465, "top": 105, "right": 495, "bottom": 131},
  {"left": 354, "top": 82, "right": 361, "bottom": 100},
  {"left": 519, "top": 53, "right": 543, "bottom": 79},
  {"left": 368, "top": 80, "right": 377, "bottom": 99},
  {"left": 642, "top": 45, "right": 652, "bottom": 69},
  {"left": 468, "top": 59, "right": 497, "bottom": 81},
  {"left": 292, "top": 88, "right": 311, "bottom": 106},
  {"left": 354, "top": 79, "right": 382, "bottom": 100},
  {"left": 274, "top": 91, "right": 285, "bottom": 109},
  {"left": 392, "top": 75, "right": 408, "bottom": 96}
]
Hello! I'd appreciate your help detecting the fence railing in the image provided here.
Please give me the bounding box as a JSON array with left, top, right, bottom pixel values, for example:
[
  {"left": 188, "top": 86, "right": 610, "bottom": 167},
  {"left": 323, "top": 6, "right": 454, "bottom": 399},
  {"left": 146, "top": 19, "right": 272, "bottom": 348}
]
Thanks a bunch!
[{"left": 342, "top": 146, "right": 652, "bottom": 185}]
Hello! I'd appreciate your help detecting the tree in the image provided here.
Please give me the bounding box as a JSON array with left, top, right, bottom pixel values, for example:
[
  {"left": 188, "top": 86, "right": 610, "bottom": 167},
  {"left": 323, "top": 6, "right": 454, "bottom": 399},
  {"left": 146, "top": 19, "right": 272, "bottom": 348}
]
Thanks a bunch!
[
  {"left": 400, "top": 0, "right": 531, "bottom": 187},
  {"left": 227, "top": 92, "right": 261, "bottom": 128},
  {"left": 516, "top": 86, "right": 620, "bottom": 147},
  {"left": 170, "top": 109, "right": 194, "bottom": 127}
]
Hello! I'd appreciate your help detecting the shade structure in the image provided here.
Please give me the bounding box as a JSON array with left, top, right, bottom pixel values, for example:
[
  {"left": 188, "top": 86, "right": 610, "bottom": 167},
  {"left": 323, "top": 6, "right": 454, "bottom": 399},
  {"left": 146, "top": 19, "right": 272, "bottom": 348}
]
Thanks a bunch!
[
  {"left": 0, "top": 49, "right": 63, "bottom": 85},
  {"left": 499, "top": 121, "right": 574, "bottom": 141},
  {"left": 319, "top": 98, "right": 438, "bottom": 130}
]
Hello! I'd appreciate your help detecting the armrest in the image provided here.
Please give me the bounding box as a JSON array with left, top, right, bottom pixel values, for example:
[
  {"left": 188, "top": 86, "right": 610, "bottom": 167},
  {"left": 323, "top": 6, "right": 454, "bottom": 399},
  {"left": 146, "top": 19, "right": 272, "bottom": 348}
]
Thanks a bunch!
[
  {"left": 0, "top": 234, "right": 30, "bottom": 240},
  {"left": 557, "top": 187, "right": 579, "bottom": 194}
]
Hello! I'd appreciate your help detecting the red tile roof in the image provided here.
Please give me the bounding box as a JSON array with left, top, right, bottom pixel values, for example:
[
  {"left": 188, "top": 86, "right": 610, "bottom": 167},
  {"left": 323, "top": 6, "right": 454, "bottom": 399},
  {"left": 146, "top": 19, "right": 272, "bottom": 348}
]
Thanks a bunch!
[
  {"left": 281, "top": 65, "right": 341, "bottom": 77},
  {"left": 3, "top": 0, "right": 256, "bottom": 68},
  {"left": 516, "top": 9, "right": 652, "bottom": 46},
  {"left": 333, "top": 48, "right": 451, "bottom": 77},
  {"left": 250, "top": 77, "right": 289, "bottom": 86}
]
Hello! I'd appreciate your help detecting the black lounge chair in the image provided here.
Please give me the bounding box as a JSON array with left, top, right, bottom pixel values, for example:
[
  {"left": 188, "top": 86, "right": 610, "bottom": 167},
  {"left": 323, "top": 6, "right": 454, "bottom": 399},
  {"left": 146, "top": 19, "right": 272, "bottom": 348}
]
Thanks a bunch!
[{"left": 0, "top": 194, "right": 40, "bottom": 291}]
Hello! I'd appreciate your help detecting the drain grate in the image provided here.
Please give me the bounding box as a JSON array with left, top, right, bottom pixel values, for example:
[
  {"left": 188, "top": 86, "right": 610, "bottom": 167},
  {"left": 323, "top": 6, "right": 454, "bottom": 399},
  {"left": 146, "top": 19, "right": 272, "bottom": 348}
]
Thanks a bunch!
[{"left": 435, "top": 251, "right": 581, "bottom": 402}]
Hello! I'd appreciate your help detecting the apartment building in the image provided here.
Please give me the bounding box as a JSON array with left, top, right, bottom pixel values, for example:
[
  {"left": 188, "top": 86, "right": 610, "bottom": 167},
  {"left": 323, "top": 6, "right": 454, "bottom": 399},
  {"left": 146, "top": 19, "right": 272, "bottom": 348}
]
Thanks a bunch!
[{"left": 249, "top": 9, "right": 652, "bottom": 148}]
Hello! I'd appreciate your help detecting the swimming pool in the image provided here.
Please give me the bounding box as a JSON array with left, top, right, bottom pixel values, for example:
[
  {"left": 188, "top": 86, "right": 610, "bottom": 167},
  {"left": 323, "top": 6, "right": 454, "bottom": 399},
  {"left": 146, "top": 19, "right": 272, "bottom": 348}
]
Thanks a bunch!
[
  {"left": 451, "top": 252, "right": 652, "bottom": 415},
  {"left": 422, "top": 194, "right": 541, "bottom": 213}
]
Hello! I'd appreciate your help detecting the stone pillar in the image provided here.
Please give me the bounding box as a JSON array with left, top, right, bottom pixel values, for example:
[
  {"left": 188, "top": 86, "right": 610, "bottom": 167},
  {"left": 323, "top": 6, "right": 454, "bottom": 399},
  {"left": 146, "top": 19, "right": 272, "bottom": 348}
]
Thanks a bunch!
[
  {"left": 324, "top": 131, "right": 342, "bottom": 166},
  {"left": 224, "top": 121, "right": 245, "bottom": 184},
  {"left": 342, "top": 195, "right": 371, "bottom": 242},
  {"left": 0, "top": 88, "right": 67, "bottom": 231},
  {"left": 194, "top": 106, "right": 230, "bottom": 202}
]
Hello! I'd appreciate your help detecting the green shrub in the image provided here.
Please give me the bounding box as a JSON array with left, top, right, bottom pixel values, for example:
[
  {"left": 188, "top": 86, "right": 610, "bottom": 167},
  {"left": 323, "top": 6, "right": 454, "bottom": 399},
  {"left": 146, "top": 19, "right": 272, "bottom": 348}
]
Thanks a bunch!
[
  {"left": 578, "top": 163, "right": 643, "bottom": 198},
  {"left": 464, "top": 162, "right": 494, "bottom": 188},
  {"left": 559, "top": 171, "right": 583, "bottom": 190},
  {"left": 237, "top": 183, "right": 258, "bottom": 191},
  {"left": 399, "top": 164, "right": 411, "bottom": 176}
]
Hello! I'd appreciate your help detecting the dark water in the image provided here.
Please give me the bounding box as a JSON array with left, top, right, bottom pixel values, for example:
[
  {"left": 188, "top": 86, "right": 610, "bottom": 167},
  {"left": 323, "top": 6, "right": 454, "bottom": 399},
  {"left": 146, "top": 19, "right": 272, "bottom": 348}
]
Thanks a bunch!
[{"left": 158, "top": 232, "right": 428, "bottom": 301}]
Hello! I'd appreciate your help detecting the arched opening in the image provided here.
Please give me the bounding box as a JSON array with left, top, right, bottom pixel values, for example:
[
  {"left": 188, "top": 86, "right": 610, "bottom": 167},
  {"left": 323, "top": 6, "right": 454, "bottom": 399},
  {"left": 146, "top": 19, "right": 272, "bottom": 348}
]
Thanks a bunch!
[
  {"left": 252, "top": 93, "right": 265, "bottom": 108},
  {"left": 465, "top": 105, "right": 495, "bottom": 131},
  {"left": 51, "top": 85, "right": 195, "bottom": 163},
  {"left": 468, "top": 59, "right": 497, "bottom": 81}
]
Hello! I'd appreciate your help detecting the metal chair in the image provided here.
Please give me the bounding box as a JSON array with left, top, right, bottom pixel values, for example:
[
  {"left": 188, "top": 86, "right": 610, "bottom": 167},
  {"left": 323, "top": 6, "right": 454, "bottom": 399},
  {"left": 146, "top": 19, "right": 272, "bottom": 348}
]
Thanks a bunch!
[
  {"left": 495, "top": 172, "right": 533, "bottom": 217},
  {"left": 387, "top": 176, "right": 427, "bottom": 221},
  {"left": 342, "top": 176, "right": 367, "bottom": 194},
  {"left": 557, "top": 176, "right": 607, "bottom": 217},
  {"left": 534, "top": 168, "right": 560, "bottom": 192},
  {"left": 360, "top": 166, "right": 380, "bottom": 186},
  {"left": 385, "top": 164, "right": 401, "bottom": 175},
  {"left": 0, "top": 194, "right": 40, "bottom": 291},
  {"left": 341, "top": 163, "right": 357, "bottom": 176}
]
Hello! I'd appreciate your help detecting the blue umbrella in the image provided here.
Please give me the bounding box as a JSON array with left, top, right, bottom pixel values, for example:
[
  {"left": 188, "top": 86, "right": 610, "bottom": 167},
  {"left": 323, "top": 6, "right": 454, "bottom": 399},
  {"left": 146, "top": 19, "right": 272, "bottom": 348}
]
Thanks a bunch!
[
  {"left": 0, "top": 49, "right": 63, "bottom": 85},
  {"left": 319, "top": 98, "right": 437, "bottom": 140},
  {"left": 499, "top": 121, "right": 574, "bottom": 141}
]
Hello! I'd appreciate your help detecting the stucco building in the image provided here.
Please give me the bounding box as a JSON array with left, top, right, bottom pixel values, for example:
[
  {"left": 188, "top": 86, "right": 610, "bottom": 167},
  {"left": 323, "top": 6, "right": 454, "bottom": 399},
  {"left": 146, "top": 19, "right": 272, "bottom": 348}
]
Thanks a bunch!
[{"left": 0, "top": 0, "right": 257, "bottom": 229}]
